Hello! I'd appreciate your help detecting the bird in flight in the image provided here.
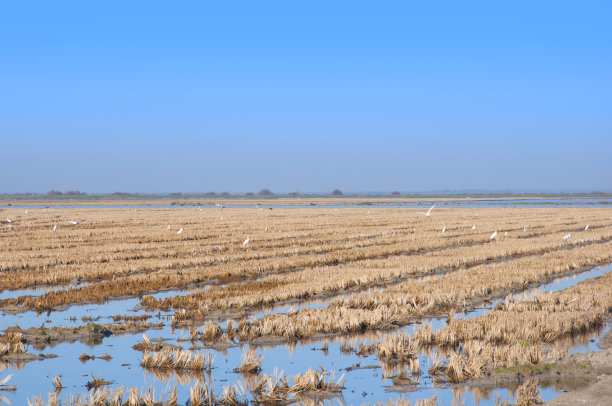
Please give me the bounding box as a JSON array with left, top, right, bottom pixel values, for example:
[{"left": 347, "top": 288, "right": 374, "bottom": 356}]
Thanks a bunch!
[
  {"left": 67, "top": 219, "right": 86, "bottom": 225},
  {"left": 243, "top": 236, "right": 250, "bottom": 245},
  {"left": 417, "top": 204, "right": 436, "bottom": 217}
]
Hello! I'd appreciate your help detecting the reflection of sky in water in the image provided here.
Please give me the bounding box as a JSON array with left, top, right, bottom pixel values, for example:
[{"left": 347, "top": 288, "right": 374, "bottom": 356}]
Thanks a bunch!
[
  {"left": 2, "top": 198, "right": 612, "bottom": 210},
  {"left": 1, "top": 264, "right": 611, "bottom": 405},
  {"left": 0, "top": 286, "right": 65, "bottom": 300}
]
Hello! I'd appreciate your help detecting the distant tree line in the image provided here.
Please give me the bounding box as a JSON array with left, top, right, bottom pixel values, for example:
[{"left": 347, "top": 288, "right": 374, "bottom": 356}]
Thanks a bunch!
[{"left": 47, "top": 190, "right": 86, "bottom": 196}]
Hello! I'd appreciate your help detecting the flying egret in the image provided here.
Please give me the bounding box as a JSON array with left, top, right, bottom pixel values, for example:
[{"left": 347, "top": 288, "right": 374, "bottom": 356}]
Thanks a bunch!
[
  {"left": 490, "top": 230, "right": 497, "bottom": 240},
  {"left": 177, "top": 228, "right": 183, "bottom": 234},
  {"left": 563, "top": 233, "right": 571, "bottom": 240},
  {"left": 585, "top": 224, "right": 589, "bottom": 231},
  {"left": 243, "top": 236, "right": 250, "bottom": 245},
  {"left": 53, "top": 224, "right": 57, "bottom": 232},
  {"left": 417, "top": 204, "right": 436, "bottom": 217},
  {"left": 442, "top": 226, "right": 446, "bottom": 233},
  {"left": 67, "top": 219, "right": 86, "bottom": 225},
  {"left": 472, "top": 224, "right": 476, "bottom": 230}
]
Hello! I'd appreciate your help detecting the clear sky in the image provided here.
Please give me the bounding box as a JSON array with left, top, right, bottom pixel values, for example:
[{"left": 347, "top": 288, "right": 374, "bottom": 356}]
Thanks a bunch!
[{"left": 1, "top": 1, "right": 611, "bottom": 194}]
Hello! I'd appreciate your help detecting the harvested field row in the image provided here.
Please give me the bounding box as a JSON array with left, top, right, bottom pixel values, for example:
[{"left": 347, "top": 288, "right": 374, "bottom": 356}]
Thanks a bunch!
[
  {"left": 1, "top": 208, "right": 610, "bottom": 313},
  {"left": 142, "top": 227, "right": 612, "bottom": 313},
  {"left": 215, "top": 241, "right": 612, "bottom": 340}
]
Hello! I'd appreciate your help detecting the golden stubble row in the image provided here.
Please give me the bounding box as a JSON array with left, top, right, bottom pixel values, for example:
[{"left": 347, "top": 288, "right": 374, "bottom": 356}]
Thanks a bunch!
[
  {"left": 143, "top": 224, "right": 612, "bottom": 313},
  {"left": 0, "top": 208, "right": 610, "bottom": 314},
  {"left": 227, "top": 241, "right": 612, "bottom": 341}
]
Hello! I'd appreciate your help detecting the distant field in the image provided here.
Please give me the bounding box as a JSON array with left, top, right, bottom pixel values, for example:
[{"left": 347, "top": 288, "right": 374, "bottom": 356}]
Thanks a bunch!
[
  {"left": 1, "top": 193, "right": 612, "bottom": 207},
  {"left": 1, "top": 206, "right": 612, "bottom": 404}
]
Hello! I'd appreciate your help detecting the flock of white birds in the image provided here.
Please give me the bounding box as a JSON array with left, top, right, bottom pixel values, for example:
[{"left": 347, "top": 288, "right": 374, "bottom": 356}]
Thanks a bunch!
[{"left": 3, "top": 205, "right": 592, "bottom": 246}]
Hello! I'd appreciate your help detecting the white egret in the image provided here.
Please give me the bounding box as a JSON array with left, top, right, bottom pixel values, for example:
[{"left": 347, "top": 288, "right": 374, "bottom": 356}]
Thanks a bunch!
[
  {"left": 563, "top": 233, "right": 571, "bottom": 240},
  {"left": 504, "top": 231, "right": 508, "bottom": 236},
  {"left": 243, "top": 236, "right": 250, "bottom": 245},
  {"left": 53, "top": 224, "right": 57, "bottom": 232},
  {"left": 177, "top": 228, "right": 183, "bottom": 235},
  {"left": 67, "top": 219, "right": 86, "bottom": 225},
  {"left": 472, "top": 224, "right": 476, "bottom": 230},
  {"left": 523, "top": 227, "right": 527, "bottom": 233},
  {"left": 6, "top": 217, "right": 12, "bottom": 224},
  {"left": 167, "top": 225, "right": 171, "bottom": 230},
  {"left": 441, "top": 226, "right": 446, "bottom": 233},
  {"left": 585, "top": 224, "right": 589, "bottom": 231},
  {"left": 265, "top": 227, "right": 269, "bottom": 232},
  {"left": 490, "top": 230, "right": 497, "bottom": 240},
  {"left": 417, "top": 204, "right": 436, "bottom": 217}
]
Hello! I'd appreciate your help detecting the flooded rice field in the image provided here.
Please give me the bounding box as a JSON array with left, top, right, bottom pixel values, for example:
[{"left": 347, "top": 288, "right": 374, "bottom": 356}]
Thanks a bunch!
[{"left": 1, "top": 206, "right": 612, "bottom": 405}]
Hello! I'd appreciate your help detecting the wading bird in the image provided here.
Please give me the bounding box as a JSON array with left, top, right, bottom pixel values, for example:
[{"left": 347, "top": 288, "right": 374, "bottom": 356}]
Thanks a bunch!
[
  {"left": 53, "top": 224, "right": 57, "bottom": 232},
  {"left": 243, "top": 236, "right": 250, "bottom": 245},
  {"left": 6, "top": 217, "right": 12, "bottom": 224},
  {"left": 417, "top": 204, "right": 436, "bottom": 217},
  {"left": 490, "top": 230, "right": 497, "bottom": 240},
  {"left": 585, "top": 224, "right": 589, "bottom": 231},
  {"left": 177, "top": 228, "right": 183, "bottom": 234},
  {"left": 563, "top": 233, "right": 571, "bottom": 240},
  {"left": 442, "top": 226, "right": 446, "bottom": 233},
  {"left": 472, "top": 224, "right": 476, "bottom": 230},
  {"left": 67, "top": 219, "right": 86, "bottom": 225}
]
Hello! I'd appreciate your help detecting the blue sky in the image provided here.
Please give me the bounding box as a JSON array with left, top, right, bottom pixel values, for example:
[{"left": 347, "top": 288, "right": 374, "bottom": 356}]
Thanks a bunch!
[{"left": 1, "top": 1, "right": 611, "bottom": 194}]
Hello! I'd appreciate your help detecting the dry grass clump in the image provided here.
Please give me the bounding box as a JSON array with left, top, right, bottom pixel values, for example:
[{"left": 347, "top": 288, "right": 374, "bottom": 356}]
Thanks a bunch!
[
  {"left": 140, "top": 348, "right": 214, "bottom": 371},
  {"left": 234, "top": 348, "right": 263, "bottom": 373},
  {"left": 189, "top": 321, "right": 223, "bottom": 342},
  {"left": 290, "top": 367, "right": 345, "bottom": 395},
  {"left": 244, "top": 367, "right": 344, "bottom": 403},
  {"left": 28, "top": 383, "right": 242, "bottom": 406},
  {"left": 378, "top": 333, "right": 420, "bottom": 361},
  {"left": 363, "top": 396, "right": 438, "bottom": 406},
  {"left": 0, "top": 332, "right": 25, "bottom": 356},
  {"left": 514, "top": 377, "right": 541, "bottom": 406},
  {"left": 0, "top": 372, "right": 16, "bottom": 393}
]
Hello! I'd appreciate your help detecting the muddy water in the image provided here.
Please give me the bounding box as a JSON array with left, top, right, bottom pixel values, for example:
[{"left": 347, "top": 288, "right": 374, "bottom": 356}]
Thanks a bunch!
[{"left": 1, "top": 264, "right": 611, "bottom": 405}]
